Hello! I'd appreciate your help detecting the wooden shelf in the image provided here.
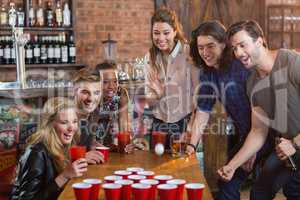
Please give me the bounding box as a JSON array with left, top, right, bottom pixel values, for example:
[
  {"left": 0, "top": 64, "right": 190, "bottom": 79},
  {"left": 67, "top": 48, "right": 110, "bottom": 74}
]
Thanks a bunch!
[
  {"left": 0, "top": 26, "right": 73, "bottom": 32},
  {"left": 0, "top": 87, "right": 73, "bottom": 98},
  {"left": 0, "top": 64, "right": 85, "bottom": 70}
]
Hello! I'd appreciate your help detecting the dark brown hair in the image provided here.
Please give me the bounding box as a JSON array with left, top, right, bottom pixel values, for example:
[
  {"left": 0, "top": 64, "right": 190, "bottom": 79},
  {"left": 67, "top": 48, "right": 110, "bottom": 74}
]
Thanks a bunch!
[
  {"left": 190, "top": 20, "right": 232, "bottom": 71},
  {"left": 149, "top": 8, "right": 186, "bottom": 72},
  {"left": 227, "top": 20, "right": 267, "bottom": 48}
]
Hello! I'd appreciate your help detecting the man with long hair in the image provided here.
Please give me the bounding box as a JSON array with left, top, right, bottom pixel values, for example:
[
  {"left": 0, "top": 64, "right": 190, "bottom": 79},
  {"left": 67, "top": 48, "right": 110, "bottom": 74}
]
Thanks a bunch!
[{"left": 188, "top": 21, "right": 272, "bottom": 200}]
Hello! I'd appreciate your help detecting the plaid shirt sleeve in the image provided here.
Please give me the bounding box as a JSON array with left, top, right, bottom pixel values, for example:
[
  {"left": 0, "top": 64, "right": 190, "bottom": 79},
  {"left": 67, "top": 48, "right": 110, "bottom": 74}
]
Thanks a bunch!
[{"left": 197, "top": 71, "right": 217, "bottom": 112}]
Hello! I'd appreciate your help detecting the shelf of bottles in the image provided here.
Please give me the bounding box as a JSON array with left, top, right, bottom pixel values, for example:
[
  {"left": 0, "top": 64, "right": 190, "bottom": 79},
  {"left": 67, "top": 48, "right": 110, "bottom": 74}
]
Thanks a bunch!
[
  {"left": 0, "top": 0, "right": 80, "bottom": 68},
  {"left": 0, "top": 33, "right": 76, "bottom": 65},
  {"left": 0, "top": 0, "right": 72, "bottom": 30},
  {"left": 268, "top": 4, "right": 300, "bottom": 49}
]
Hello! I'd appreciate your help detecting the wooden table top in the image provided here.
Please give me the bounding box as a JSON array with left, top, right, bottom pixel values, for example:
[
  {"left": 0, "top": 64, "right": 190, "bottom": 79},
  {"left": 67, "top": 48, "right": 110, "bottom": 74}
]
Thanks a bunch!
[{"left": 58, "top": 151, "right": 213, "bottom": 200}]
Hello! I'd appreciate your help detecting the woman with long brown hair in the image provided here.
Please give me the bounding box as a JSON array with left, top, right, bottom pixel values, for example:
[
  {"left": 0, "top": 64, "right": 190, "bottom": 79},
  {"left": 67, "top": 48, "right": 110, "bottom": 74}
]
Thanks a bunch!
[{"left": 145, "top": 8, "right": 199, "bottom": 149}]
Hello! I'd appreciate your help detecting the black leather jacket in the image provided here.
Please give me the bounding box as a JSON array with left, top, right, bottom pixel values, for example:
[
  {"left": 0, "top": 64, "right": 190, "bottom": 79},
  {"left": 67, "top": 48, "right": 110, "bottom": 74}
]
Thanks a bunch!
[{"left": 10, "top": 142, "right": 62, "bottom": 200}]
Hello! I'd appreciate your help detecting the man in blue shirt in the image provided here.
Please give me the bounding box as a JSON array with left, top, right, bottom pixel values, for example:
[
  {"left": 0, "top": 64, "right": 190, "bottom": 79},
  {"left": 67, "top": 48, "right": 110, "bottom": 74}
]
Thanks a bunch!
[{"left": 187, "top": 21, "right": 272, "bottom": 200}]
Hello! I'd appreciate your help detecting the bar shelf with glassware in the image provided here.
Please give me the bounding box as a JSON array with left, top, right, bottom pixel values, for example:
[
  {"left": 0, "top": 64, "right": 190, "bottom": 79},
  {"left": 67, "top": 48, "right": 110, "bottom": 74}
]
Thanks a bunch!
[{"left": 0, "top": 0, "right": 78, "bottom": 68}]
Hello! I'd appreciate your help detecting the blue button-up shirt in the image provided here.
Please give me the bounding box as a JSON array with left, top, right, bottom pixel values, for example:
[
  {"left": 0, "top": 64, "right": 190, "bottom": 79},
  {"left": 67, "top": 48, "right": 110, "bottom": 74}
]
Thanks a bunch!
[{"left": 197, "top": 59, "right": 251, "bottom": 143}]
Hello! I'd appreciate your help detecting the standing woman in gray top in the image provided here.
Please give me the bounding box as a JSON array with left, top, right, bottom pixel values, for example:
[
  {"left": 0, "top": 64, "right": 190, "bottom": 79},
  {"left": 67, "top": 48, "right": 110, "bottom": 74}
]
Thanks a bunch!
[{"left": 144, "top": 8, "right": 199, "bottom": 149}]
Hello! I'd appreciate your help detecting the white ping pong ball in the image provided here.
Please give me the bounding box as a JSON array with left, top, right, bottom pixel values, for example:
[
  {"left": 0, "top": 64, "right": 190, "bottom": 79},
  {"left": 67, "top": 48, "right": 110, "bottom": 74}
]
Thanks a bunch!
[{"left": 155, "top": 143, "right": 164, "bottom": 156}]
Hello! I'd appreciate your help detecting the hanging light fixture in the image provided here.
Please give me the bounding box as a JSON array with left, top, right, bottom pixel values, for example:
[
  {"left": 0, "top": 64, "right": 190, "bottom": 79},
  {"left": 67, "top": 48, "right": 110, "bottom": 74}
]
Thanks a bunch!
[{"left": 102, "top": 33, "right": 117, "bottom": 63}]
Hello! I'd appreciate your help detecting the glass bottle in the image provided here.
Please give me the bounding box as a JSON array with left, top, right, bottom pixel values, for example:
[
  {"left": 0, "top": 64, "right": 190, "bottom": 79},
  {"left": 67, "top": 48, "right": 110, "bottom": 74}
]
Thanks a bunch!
[
  {"left": 4, "top": 36, "right": 11, "bottom": 64},
  {"left": 40, "top": 36, "right": 47, "bottom": 64},
  {"left": 25, "top": 35, "right": 33, "bottom": 64},
  {"left": 61, "top": 33, "right": 68, "bottom": 63},
  {"left": 55, "top": 0, "right": 62, "bottom": 27},
  {"left": 8, "top": 2, "right": 17, "bottom": 27},
  {"left": 11, "top": 36, "right": 15, "bottom": 64},
  {"left": 0, "top": 2, "right": 8, "bottom": 26},
  {"left": 33, "top": 35, "right": 41, "bottom": 64},
  {"left": 28, "top": 0, "right": 35, "bottom": 27},
  {"left": 0, "top": 36, "right": 3, "bottom": 64},
  {"left": 17, "top": 7, "right": 25, "bottom": 27},
  {"left": 63, "top": 2, "right": 71, "bottom": 27},
  {"left": 46, "top": 1, "right": 54, "bottom": 27},
  {"left": 54, "top": 36, "right": 61, "bottom": 63},
  {"left": 36, "top": 0, "right": 44, "bottom": 26},
  {"left": 68, "top": 35, "right": 76, "bottom": 63},
  {"left": 47, "top": 36, "right": 54, "bottom": 63}
]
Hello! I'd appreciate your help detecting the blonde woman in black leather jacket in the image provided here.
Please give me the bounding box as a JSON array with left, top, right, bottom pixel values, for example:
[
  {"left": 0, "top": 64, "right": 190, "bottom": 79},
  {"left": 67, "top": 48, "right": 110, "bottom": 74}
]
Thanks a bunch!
[{"left": 10, "top": 97, "right": 88, "bottom": 200}]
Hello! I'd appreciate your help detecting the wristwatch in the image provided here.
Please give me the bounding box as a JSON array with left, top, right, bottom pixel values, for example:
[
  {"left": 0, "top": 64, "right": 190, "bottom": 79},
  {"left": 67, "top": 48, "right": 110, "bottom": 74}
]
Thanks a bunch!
[{"left": 292, "top": 138, "right": 300, "bottom": 150}]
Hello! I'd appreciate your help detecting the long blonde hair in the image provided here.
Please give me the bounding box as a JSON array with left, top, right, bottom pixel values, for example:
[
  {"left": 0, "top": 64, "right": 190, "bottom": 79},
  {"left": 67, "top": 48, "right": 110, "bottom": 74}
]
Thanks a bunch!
[{"left": 27, "top": 97, "right": 80, "bottom": 173}]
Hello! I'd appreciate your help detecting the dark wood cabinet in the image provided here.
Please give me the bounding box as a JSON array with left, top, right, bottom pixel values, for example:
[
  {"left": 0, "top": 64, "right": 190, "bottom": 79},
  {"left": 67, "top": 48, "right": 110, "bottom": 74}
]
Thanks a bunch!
[{"left": 267, "top": 4, "right": 300, "bottom": 49}]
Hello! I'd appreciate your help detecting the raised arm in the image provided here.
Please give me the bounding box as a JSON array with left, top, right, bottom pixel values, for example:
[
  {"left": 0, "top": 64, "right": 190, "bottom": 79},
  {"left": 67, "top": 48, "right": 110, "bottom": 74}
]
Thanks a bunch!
[{"left": 218, "top": 106, "right": 269, "bottom": 181}]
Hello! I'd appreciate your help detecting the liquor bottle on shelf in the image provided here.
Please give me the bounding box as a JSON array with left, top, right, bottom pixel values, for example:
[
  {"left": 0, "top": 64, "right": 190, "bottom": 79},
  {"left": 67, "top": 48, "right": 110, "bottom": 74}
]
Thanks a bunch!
[
  {"left": 11, "top": 37, "right": 16, "bottom": 64},
  {"left": 55, "top": 0, "right": 63, "bottom": 27},
  {"left": 0, "top": 37, "right": 3, "bottom": 64},
  {"left": 47, "top": 36, "right": 54, "bottom": 63},
  {"left": 17, "top": 7, "right": 25, "bottom": 27},
  {"left": 36, "top": 0, "right": 44, "bottom": 27},
  {"left": 33, "top": 35, "right": 41, "bottom": 64},
  {"left": 63, "top": 2, "right": 71, "bottom": 27},
  {"left": 28, "top": 0, "right": 35, "bottom": 27},
  {"left": 0, "top": 2, "right": 8, "bottom": 26},
  {"left": 3, "top": 36, "right": 11, "bottom": 64},
  {"left": 54, "top": 36, "right": 61, "bottom": 64},
  {"left": 68, "top": 35, "right": 76, "bottom": 63},
  {"left": 8, "top": 2, "right": 17, "bottom": 27},
  {"left": 25, "top": 36, "right": 33, "bottom": 64},
  {"left": 40, "top": 36, "right": 47, "bottom": 64},
  {"left": 46, "top": 1, "right": 54, "bottom": 27},
  {"left": 61, "top": 33, "right": 68, "bottom": 63}
]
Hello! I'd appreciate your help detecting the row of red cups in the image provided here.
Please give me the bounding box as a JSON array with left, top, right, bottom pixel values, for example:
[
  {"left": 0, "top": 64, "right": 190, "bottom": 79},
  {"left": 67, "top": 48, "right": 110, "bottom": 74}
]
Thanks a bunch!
[
  {"left": 72, "top": 167, "right": 204, "bottom": 200},
  {"left": 73, "top": 179, "right": 204, "bottom": 200},
  {"left": 102, "top": 179, "right": 205, "bottom": 200}
]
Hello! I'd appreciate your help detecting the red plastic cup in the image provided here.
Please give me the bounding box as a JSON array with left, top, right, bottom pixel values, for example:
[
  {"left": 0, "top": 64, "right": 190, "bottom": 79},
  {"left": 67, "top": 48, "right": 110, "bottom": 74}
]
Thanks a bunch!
[
  {"left": 114, "top": 170, "right": 132, "bottom": 179},
  {"left": 185, "top": 183, "right": 205, "bottom": 200},
  {"left": 115, "top": 179, "right": 134, "bottom": 200},
  {"left": 128, "top": 175, "right": 147, "bottom": 183},
  {"left": 140, "top": 179, "right": 159, "bottom": 200},
  {"left": 118, "top": 132, "right": 131, "bottom": 153},
  {"left": 167, "top": 179, "right": 186, "bottom": 200},
  {"left": 137, "top": 171, "right": 155, "bottom": 179},
  {"left": 132, "top": 183, "right": 151, "bottom": 200},
  {"left": 154, "top": 175, "right": 173, "bottom": 184},
  {"left": 103, "top": 183, "right": 122, "bottom": 200},
  {"left": 152, "top": 131, "right": 167, "bottom": 148},
  {"left": 83, "top": 179, "right": 102, "bottom": 200},
  {"left": 104, "top": 175, "right": 123, "bottom": 183},
  {"left": 72, "top": 182, "right": 92, "bottom": 200},
  {"left": 157, "top": 184, "right": 178, "bottom": 200},
  {"left": 96, "top": 146, "right": 110, "bottom": 162},
  {"left": 70, "top": 146, "right": 86, "bottom": 162},
  {"left": 126, "top": 167, "right": 144, "bottom": 175}
]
